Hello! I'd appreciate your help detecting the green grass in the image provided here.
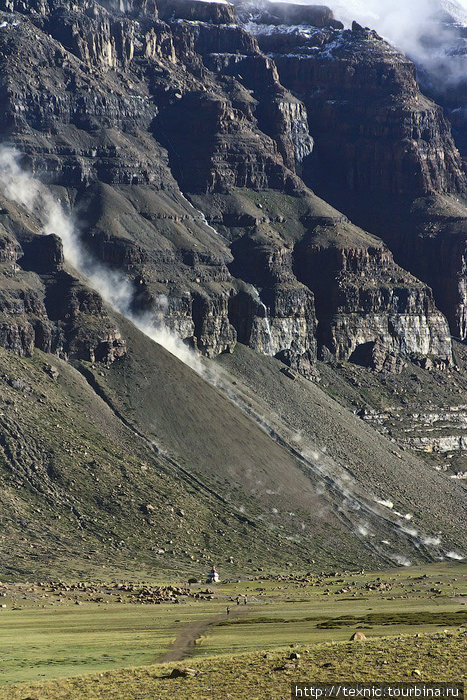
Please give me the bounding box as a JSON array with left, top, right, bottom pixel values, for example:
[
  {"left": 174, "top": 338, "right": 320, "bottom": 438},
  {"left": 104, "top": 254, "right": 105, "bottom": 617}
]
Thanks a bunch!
[
  {"left": 1, "top": 633, "right": 465, "bottom": 700},
  {"left": 0, "top": 599, "right": 226, "bottom": 685},
  {"left": 0, "top": 563, "right": 464, "bottom": 690},
  {"left": 218, "top": 610, "right": 467, "bottom": 628},
  {"left": 194, "top": 588, "right": 467, "bottom": 658},
  {"left": 315, "top": 610, "right": 467, "bottom": 628}
]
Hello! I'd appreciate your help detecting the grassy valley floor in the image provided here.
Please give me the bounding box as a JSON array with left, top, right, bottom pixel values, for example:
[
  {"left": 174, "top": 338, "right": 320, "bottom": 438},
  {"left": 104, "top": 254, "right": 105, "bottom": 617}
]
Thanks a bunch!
[
  {"left": 2, "top": 634, "right": 464, "bottom": 700},
  {"left": 0, "top": 563, "right": 465, "bottom": 698}
]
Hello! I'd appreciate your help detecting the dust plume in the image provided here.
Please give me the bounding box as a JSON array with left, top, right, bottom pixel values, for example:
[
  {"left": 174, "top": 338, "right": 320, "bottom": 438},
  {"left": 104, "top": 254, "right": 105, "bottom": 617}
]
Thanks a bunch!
[{"left": 0, "top": 146, "right": 202, "bottom": 372}]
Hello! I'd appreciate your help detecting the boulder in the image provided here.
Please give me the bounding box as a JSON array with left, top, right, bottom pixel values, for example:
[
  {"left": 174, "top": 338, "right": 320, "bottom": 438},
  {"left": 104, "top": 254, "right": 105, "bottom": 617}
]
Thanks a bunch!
[
  {"left": 170, "top": 667, "right": 199, "bottom": 678},
  {"left": 350, "top": 631, "right": 367, "bottom": 641}
]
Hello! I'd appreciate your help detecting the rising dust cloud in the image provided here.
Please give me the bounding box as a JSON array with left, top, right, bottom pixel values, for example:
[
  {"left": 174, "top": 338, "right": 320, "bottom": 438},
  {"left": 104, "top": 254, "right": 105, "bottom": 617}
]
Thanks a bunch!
[{"left": 0, "top": 147, "right": 202, "bottom": 372}]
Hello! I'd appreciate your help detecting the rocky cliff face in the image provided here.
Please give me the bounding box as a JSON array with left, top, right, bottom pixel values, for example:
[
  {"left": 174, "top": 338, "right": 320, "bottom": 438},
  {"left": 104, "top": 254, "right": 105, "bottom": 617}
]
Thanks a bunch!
[
  {"left": 0, "top": 201, "right": 126, "bottom": 362},
  {"left": 0, "top": 0, "right": 461, "bottom": 373},
  {"left": 244, "top": 11, "right": 467, "bottom": 340},
  {"left": 249, "top": 20, "right": 466, "bottom": 197},
  {"left": 295, "top": 234, "right": 452, "bottom": 367}
]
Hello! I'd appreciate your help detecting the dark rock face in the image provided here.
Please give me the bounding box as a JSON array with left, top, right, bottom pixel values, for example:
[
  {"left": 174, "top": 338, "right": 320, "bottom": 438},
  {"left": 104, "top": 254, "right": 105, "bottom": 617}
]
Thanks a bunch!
[
  {"left": 245, "top": 2, "right": 343, "bottom": 30},
  {"left": 43, "top": 270, "right": 127, "bottom": 362},
  {"left": 294, "top": 238, "right": 452, "bottom": 365},
  {"left": 43, "top": 9, "right": 136, "bottom": 71},
  {"left": 153, "top": 89, "right": 296, "bottom": 194},
  {"left": 438, "top": 83, "right": 467, "bottom": 162},
  {"left": 228, "top": 239, "right": 317, "bottom": 373},
  {"left": 0, "top": 230, "right": 20, "bottom": 263},
  {"left": 413, "top": 11, "right": 467, "bottom": 161},
  {"left": 0, "top": 0, "right": 157, "bottom": 18},
  {"left": 0, "top": 208, "right": 126, "bottom": 362},
  {"left": 0, "top": 225, "right": 52, "bottom": 356},
  {"left": 158, "top": 0, "right": 236, "bottom": 25},
  {"left": 404, "top": 197, "right": 467, "bottom": 342},
  {"left": 251, "top": 21, "right": 467, "bottom": 340},
  {"left": 0, "top": 0, "right": 462, "bottom": 371},
  {"left": 262, "top": 28, "right": 466, "bottom": 198},
  {"left": 20, "top": 234, "right": 64, "bottom": 275}
]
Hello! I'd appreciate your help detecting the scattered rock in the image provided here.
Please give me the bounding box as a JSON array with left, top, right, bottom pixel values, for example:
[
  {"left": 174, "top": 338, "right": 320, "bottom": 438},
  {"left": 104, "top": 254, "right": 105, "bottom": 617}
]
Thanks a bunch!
[
  {"left": 43, "top": 364, "right": 59, "bottom": 380},
  {"left": 141, "top": 504, "right": 155, "bottom": 515},
  {"left": 170, "top": 667, "right": 199, "bottom": 678},
  {"left": 274, "top": 661, "right": 295, "bottom": 672},
  {"left": 280, "top": 367, "right": 297, "bottom": 380}
]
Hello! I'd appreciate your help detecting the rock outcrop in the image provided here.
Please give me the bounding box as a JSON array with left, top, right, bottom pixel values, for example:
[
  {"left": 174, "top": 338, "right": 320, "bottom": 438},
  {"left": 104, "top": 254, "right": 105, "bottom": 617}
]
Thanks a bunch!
[
  {"left": 158, "top": 0, "right": 236, "bottom": 25},
  {"left": 244, "top": 2, "right": 343, "bottom": 30},
  {"left": 254, "top": 24, "right": 466, "bottom": 197},
  {"left": 294, "top": 231, "right": 453, "bottom": 366}
]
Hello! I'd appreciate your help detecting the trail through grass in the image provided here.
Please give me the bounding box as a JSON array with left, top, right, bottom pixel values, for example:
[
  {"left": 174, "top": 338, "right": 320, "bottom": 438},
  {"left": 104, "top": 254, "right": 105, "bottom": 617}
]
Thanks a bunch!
[{"left": 0, "top": 562, "right": 465, "bottom": 693}]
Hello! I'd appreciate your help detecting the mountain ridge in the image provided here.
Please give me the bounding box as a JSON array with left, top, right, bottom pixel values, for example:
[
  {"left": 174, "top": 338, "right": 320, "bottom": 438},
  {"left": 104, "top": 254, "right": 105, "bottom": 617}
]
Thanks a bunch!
[{"left": 0, "top": 0, "right": 465, "bottom": 576}]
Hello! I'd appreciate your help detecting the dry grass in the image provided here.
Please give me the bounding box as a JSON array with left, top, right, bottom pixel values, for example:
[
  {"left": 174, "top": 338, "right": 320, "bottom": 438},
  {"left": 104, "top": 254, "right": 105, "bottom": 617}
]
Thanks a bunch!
[{"left": 1, "top": 632, "right": 465, "bottom": 700}]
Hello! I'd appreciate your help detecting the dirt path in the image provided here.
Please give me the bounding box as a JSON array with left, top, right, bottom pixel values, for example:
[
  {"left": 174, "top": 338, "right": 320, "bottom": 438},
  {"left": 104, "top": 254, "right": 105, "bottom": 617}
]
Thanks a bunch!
[{"left": 158, "top": 607, "right": 246, "bottom": 663}]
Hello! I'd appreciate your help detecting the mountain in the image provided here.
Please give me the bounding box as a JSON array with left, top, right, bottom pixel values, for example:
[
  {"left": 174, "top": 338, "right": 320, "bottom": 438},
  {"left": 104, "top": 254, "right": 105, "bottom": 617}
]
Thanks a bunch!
[
  {"left": 439, "top": 0, "right": 467, "bottom": 25},
  {"left": 322, "top": 0, "right": 467, "bottom": 157},
  {"left": 0, "top": 0, "right": 465, "bottom": 578}
]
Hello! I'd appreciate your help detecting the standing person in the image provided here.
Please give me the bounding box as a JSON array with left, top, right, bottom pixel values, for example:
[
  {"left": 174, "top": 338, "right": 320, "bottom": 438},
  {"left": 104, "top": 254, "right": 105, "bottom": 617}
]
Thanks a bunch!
[{"left": 226, "top": 606, "right": 230, "bottom": 615}]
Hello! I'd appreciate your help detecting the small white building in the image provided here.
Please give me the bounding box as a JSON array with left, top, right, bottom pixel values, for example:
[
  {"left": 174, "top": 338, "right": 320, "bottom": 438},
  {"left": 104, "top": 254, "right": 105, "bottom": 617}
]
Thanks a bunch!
[{"left": 207, "top": 566, "right": 219, "bottom": 583}]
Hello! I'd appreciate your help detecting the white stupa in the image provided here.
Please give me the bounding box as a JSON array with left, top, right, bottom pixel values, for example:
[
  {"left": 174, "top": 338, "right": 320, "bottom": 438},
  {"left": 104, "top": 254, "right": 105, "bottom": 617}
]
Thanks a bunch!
[{"left": 207, "top": 566, "right": 219, "bottom": 583}]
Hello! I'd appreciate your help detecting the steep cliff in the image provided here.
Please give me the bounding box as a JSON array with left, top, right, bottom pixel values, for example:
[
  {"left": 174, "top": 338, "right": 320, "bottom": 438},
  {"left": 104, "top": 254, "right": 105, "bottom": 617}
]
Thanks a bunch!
[
  {"left": 0, "top": 195, "right": 126, "bottom": 362},
  {"left": 245, "top": 11, "right": 467, "bottom": 340},
  {"left": 0, "top": 0, "right": 460, "bottom": 372},
  {"left": 294, "top": 228, "right": 453, "bottom": 368}
]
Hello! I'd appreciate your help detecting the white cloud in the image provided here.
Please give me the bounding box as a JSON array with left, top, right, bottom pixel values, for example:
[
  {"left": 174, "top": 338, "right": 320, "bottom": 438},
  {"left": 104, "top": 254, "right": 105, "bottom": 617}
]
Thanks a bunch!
[{"left": 325, "top": 0, "right": 467, "bottom": 87}]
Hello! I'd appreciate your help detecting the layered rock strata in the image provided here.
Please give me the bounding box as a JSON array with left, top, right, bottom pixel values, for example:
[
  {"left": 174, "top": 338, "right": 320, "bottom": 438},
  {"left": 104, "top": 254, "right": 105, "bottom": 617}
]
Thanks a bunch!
[
  {"left": 0, "top": 209, "right": 126, "bottom": 362},
  {"left": 244, "top": 11, "right": 467, "bottom": 340},
  {"left": 0, "top": 0, "right": 457, "bottom": 372},
  {"left": 294, "top": 231, "right": 452, "bottom": 367}
]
